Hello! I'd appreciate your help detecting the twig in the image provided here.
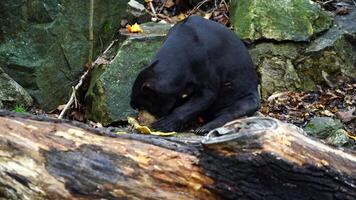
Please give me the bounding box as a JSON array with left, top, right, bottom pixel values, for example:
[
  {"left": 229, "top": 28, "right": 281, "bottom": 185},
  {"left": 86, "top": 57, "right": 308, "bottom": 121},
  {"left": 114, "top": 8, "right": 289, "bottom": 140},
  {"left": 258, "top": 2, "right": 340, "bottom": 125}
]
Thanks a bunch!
[
  {"left": 58, "top": 70, "right": 89, "bottom": 119},
  {"left": 322, "top": 0, "right": 335, "bottom": 5},
  {"left": 148, "top": 1, "right": 157, "bottom": 19},
  {"left": 221, "top": 0, "right": 229, "bottom": 10},
  {"left": 158, "top": 0, "right": 169, "bottom": 14},
  {"left": 187, "top": 0, "right": 211, "bottom": 15},
  {"left": 73, "top": 86, "right": 78, "bottom": 108},
  {"left": 102, "top": 39, "right": 117, "bottom": 55}
]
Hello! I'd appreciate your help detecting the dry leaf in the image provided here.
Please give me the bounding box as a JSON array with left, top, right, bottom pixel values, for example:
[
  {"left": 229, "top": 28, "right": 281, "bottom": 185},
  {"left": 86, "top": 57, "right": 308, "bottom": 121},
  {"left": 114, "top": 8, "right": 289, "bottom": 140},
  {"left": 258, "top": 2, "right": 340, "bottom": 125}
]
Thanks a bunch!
[
  {"left": 177, "top": 13, "right": 186, "bottom": 21},
  {"left": 93, "top": 57, "right": 109, "bottom": 66},
  {"left": 336, "top": 108, "right": 355, "bottom": 123},
  {"left": 320, "top": 110, "right": 334, "bottom": 117},
  {"left": 347, "top": 133, "right": 356, "bottom": 141},
  {"left": 204, "top": 12, "right": 213, "bottom": 19},
  {"left": 164, "top": 0, "right": 175, "bottom": 8}
]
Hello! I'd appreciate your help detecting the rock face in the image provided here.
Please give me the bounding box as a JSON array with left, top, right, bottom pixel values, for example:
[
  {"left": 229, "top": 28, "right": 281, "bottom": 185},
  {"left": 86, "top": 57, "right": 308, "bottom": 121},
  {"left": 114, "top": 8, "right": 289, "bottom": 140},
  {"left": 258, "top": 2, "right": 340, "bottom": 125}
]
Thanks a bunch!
[
  {"left": 230, "top": 0, "right": 332, "bottom": 42},
  {"left": 0, "top": 67, "right": 33, "bottom": 109},
  {"left": 295, "top": 9, "right": 356, "bottom": 90},
  {"left": 0, "top": 0, "right": 129, "bottom": 111},
  {"left": 249, "top": 43, "right": 303, "bottom": 97},
  {"left": 85, "top": 23, "right": 172, "bottom": 124},
  {"left": 247, "top": 7, "right": 356, "bottom": 97}
]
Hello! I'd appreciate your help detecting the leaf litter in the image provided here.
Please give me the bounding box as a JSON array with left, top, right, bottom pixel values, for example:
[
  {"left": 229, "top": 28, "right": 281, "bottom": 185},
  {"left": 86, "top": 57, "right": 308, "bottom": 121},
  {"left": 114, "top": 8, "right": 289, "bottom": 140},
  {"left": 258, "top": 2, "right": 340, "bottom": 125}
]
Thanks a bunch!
[
  {"left": 143, "top": 0, "right": 231, "bottom": 26},
  {"left": 260, "top": 77, "right": 355, "bottom": 143}
]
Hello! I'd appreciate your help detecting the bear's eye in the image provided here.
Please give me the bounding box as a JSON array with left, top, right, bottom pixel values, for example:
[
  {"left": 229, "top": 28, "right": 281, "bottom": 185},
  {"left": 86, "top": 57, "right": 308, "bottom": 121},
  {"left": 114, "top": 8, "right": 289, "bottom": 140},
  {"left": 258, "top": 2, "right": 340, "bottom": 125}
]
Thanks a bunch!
[
  {"left": 141, "top": 82, "right": 152, "bottom": 92},
  {"left": 181, "top": 94, "right": 188, "bottom": 99}
]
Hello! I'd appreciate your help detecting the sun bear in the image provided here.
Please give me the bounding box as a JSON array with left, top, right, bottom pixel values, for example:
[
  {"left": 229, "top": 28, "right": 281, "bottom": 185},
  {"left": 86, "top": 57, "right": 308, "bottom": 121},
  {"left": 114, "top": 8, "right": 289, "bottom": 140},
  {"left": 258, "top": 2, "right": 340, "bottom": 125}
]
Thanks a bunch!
[{"left": 130, "top": 16, "right": 260, "bottom": 134}]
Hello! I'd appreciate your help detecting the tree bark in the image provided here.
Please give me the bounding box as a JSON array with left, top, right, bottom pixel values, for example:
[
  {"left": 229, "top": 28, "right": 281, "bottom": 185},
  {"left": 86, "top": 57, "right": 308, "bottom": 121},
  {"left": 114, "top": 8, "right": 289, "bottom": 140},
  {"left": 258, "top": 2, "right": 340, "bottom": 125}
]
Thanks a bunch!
[{"left": 0, "top": 110, "right": 355, "bottom": 200}]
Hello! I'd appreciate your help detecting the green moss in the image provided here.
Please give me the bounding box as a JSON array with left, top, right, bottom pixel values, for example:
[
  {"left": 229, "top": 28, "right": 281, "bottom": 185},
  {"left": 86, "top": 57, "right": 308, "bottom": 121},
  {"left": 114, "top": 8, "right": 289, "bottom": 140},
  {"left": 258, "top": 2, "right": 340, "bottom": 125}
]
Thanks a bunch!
[
  {"left": 101, "top": 20, "right": 110, "bottom": 33},
  {"left": 12, "top": 104, "right": 27, "bottom": 113},
  {"left": 86, "top": 80, "right": 111, "bottom": 124},
  {"left": 85, "top": 65, "right": 109, "bottom": 123},
  {"left": 231, "top": 0, "right": 256, "bottom": 40},
  {"left": 311, "top": 6, "right": 333, "bottom": 33}
]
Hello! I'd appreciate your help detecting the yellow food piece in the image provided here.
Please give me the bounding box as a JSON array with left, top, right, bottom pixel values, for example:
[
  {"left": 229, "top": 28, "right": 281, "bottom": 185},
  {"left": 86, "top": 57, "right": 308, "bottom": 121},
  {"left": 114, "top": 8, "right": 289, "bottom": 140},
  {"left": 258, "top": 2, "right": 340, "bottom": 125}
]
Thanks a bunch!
[
  {"left": 127, "top": 117, "right": 176, "bottom": 136},
  {"left": 127, "top": 23, "right": 143, "bottom": 33},
  {"left": 136, "top": 126, "right": 151, "bottom": 134},
  {"left": 150, "top": 131, "right": 176, "bottom": 136}
]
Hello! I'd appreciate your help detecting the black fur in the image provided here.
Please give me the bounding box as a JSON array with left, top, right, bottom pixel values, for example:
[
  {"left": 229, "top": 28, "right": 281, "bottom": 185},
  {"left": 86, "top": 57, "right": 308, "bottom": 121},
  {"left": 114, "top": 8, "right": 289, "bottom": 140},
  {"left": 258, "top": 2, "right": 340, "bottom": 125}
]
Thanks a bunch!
[{"left": 130, "top": 16, "right": 260, "bottom": 134}]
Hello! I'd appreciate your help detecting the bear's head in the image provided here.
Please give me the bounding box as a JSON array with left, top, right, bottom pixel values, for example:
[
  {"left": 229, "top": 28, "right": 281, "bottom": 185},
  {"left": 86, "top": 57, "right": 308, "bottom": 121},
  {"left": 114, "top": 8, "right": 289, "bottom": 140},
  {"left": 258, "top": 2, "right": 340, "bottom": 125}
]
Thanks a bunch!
[{"left": 130, "top": 64, "right": 177, "bottom": 118}]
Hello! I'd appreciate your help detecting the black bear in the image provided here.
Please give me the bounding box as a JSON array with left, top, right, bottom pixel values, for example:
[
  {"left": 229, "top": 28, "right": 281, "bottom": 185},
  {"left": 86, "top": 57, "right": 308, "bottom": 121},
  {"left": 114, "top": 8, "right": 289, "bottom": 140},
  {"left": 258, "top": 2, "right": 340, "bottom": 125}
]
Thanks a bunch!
[{"left": 130, "top": 16, "right": 260, "bottom": 134}]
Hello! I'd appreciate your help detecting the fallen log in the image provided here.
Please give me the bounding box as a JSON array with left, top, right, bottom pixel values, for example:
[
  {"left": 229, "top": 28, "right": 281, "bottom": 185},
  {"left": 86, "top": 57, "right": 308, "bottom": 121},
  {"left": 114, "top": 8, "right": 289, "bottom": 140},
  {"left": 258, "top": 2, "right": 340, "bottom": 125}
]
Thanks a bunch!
[{"left": 0, "top": 111, "right": 355, "bottom": 200}]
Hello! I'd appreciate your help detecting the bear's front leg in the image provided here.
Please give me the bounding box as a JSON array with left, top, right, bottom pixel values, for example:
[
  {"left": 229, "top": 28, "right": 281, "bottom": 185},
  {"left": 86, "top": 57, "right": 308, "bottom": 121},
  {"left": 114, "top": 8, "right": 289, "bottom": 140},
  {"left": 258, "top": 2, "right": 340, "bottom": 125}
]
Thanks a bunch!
[{"left": 151, "top": 88, "right": 216, "bottom": 132}]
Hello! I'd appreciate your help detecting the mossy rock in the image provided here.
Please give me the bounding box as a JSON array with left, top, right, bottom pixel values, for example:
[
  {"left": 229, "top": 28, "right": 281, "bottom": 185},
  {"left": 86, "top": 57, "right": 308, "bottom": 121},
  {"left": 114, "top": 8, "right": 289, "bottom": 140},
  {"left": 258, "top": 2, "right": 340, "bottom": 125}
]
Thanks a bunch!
[
  {"left": 326, "top": 129, "right": 350, "bottom": 147},
  {"left": 230, "top": 0, "right": 332, "bottom": 42},
  {"left": 304, "top": 117, "right": 344, "bottom": 139},
  {"left": 296, "top": 9, "right": 356, "bottom": 89}
]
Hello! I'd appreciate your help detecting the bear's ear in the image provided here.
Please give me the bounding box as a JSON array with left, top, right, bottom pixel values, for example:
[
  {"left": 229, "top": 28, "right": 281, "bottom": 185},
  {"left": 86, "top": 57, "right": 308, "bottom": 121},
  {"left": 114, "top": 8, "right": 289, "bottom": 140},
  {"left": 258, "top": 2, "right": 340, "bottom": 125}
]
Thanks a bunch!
[{"left": 148, "top": 60, "right": 159, "bottom": 68}]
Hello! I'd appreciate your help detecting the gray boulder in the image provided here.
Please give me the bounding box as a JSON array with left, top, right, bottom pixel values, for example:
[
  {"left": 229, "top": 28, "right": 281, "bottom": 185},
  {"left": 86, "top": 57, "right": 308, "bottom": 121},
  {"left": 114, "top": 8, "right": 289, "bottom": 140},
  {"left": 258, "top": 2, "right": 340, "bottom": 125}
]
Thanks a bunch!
[{"left": 0, "top": 67, "right": 33, "bottom": 109}]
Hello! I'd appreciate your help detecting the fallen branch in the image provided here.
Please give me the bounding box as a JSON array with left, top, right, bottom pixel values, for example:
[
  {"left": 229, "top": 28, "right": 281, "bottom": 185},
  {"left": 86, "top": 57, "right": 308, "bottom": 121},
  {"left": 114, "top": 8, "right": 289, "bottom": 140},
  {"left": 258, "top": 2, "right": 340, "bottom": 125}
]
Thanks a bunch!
[{"left": 1, "top": 111, "right": 356, "bottom": 199}]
